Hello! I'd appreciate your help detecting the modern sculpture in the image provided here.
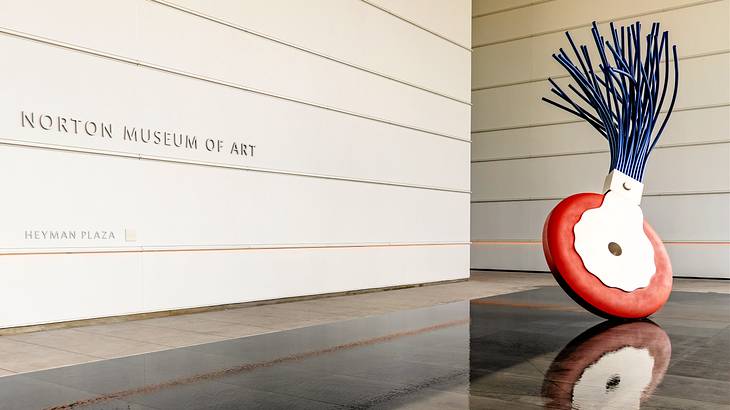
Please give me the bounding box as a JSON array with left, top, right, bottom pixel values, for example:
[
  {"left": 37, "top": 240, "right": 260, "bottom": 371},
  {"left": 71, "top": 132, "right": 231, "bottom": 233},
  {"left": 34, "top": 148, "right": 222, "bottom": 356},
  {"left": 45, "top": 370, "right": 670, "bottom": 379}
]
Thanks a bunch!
[{"left": 541, "top": 21, "right": 679, "bottom": 319}]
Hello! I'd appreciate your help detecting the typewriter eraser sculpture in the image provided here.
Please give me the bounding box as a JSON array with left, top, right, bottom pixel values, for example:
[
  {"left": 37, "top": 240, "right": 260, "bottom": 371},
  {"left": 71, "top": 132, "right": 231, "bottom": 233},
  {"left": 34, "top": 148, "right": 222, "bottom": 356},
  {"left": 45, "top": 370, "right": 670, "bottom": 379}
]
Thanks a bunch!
[{"left": 541, "top": 21, "right": 679, "bottom": 319}]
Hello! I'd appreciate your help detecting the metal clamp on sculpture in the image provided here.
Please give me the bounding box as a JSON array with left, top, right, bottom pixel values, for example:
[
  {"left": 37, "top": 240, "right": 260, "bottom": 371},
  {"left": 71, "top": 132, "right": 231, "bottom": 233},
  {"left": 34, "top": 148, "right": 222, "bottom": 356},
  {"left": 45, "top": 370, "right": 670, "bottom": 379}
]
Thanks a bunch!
[{"left": 541, "top": 21, "right": 679, "bottom": 319}]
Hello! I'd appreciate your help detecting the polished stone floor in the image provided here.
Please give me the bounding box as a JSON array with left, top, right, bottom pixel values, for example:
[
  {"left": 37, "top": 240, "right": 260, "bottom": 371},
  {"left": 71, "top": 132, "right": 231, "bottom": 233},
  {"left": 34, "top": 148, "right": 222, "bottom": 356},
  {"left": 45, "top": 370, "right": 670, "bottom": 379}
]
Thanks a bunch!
[
  {"left": 0, "top": 280, "right": 728, "bottom": 409},
  {"left": 0, "top": 272, "right": 556, "bottom": 375}
]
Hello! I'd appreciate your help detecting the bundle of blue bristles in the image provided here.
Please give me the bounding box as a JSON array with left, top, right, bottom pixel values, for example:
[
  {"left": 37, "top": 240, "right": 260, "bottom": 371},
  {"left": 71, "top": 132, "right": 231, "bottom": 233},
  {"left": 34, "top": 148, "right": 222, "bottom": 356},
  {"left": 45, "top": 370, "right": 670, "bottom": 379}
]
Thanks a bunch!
[{"left": 543, "top": 21, "right": 679, "bottom": 182}]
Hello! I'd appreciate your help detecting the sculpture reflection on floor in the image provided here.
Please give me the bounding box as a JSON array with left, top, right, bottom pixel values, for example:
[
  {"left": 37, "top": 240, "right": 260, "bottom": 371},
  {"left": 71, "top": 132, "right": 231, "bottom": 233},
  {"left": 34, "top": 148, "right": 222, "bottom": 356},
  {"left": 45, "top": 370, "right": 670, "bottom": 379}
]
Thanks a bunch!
[{"left": 542, "top": 321, "right": 671, "bottom": 409}]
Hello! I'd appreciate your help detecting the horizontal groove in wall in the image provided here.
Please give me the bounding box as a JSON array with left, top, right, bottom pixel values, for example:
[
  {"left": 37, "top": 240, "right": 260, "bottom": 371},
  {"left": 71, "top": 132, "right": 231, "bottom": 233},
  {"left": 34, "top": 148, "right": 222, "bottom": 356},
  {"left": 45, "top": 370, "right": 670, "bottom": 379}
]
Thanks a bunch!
[
  {"left": 359, "top": 0, "right": 471, "bottom": 51},
  {"left": 471, "top": 190, "right": 730, "bottom": 203},
  {"left": 0, "top": 27, "right": 471, "bottom": 145},
  {"left": 151, "top": 0, "right": 471, "bottom": 105},
  {"left": 0, "top": 241, "right": 470, "bottom": 257},
  {"left": 472, "top": 50, "right": 730, "bottom": 91},
  {"left": 471, "top": 103, "right": 730, "bottom": 133},
  {"left": 471, "top": 240, "right": 730, "bottom": 245},
  {"left": 0, "top": 139, "right": 471, "bottom": 195},
  {"left": 472, "top": 0, "right": 722, "bottom": 48},
  {"left": 471, "top": 140, "right": 730, "bottom": 163},
  {"left": 472, "top": 0, "right": 557, "bottom": 19}
]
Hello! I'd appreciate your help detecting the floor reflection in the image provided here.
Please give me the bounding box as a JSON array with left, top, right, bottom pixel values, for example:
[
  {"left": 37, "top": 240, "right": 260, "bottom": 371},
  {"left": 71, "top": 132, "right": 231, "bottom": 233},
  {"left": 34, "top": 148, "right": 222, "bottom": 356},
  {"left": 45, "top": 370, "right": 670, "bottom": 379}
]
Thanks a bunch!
[
  {"left": 542, "top": 320, "right": 671, "bottom": 409},
  {"left": 0, "top": 287, "right": 727, "bottom": 409}
]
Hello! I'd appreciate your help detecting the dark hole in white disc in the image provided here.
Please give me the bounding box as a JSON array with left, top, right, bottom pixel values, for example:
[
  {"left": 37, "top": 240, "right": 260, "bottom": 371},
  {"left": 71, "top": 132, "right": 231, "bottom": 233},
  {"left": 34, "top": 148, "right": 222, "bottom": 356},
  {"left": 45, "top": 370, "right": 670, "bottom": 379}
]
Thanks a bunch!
[
  {"left": 608, "top": 242, "right": 622, "bottom": 256},
  {"left": 606, "top": 374, "right": 621, "bottom": 391}
]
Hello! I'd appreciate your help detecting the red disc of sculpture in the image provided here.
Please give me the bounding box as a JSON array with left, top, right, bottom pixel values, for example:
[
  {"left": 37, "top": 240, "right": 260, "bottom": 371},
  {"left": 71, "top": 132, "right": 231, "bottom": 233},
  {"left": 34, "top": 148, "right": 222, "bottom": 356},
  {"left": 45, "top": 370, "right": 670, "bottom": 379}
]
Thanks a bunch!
[{"left": 543, "top": 193, "right": 672, "bottom": 319}]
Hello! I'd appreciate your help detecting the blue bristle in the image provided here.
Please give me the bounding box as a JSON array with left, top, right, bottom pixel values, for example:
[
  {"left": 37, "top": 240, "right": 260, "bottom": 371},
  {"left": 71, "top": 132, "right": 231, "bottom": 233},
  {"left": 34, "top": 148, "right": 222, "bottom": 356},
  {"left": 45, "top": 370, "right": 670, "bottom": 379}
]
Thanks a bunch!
[{"left": 542, "top": 21, "right": 679, "bottom": 182}]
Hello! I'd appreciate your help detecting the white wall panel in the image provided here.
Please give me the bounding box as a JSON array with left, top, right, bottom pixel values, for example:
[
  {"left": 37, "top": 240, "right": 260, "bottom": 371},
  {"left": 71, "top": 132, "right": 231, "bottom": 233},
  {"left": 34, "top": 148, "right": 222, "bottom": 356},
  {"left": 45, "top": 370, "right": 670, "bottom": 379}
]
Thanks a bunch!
[
  {"left": 0, "top": 147, "right": 468, "bottom": 251},
  {"left": 664, "top": 244, "right": 730, "bottom": 279},
  {"left": 0, "top": 1, "right": 471, "bottom": 327},
  {"left": 472, "top": 143, "right": 730, "bottom": 201},
  {"left": 1, "top": 252, "right": 145, "bottom": 328},
  {"left": 473, "top": 0, "right": 730, "bottom": 88},
  {"left": 0, "top": 0, "right": 470, "bottom": 140},
  {"left": 471, "top": 243, "right": 546, "bottom": 271},
  {"left": 2, "top": 244, "right": 468, "bottom": 328},
  {"left": 471, "top": 243, "right": 730, "bottom": 278},
  {"left": 473, "top": 106, "right": 729, "bottom": 161},
  {"left": 473, "top": 0, "right": 703, "bottom": 46},
  {"left": 472, "top": 0, "right": 543, "bottom": 17},
  {"left": 0, "top": 0, "right": 140, "bottom": 55},
  {"left": 163, "top": 0, "right": 471, "bottom": 101},
  {"left": 136, "top": 1, "right": 468, "bottom": 140},
  {"left": 364, "top": 0, "right": 472, "bottom": 48},
  {"left": 642, "top": 195, "right": 730, "bottom": 241},
  {"left": 472, "top": 53, "right": 730, "bottom": 131},
  {"left": 643, "top": 144, "right": 730, "bottom": 196},
  {"left": 471, "top": 193, "right": 730, "bottom": 277},
  {"left": 141, "top": 244, "right": 469, "bottom": 313},
  {"left": 0, "top": 34, "right": 469, "bottom": 191},
  {"left": 472, "top": 194, "right": 730, "bottom": 242},
  {"left": 471, "top": 200, "right": 556, "bottom": 240},
  {"left": 471, "top": 0, "right": 730, "bottom": 278}
]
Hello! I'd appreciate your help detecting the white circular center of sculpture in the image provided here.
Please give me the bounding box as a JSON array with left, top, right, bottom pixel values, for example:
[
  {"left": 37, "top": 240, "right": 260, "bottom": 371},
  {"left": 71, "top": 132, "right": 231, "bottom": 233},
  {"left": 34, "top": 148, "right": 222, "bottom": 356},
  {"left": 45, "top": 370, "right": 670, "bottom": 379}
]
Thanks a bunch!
[
  {"left": 573, "top": 191, "right": 656, "bottom": 292},
  {"left": 573, "top": 346, "right": 654, "bottom": 410}
]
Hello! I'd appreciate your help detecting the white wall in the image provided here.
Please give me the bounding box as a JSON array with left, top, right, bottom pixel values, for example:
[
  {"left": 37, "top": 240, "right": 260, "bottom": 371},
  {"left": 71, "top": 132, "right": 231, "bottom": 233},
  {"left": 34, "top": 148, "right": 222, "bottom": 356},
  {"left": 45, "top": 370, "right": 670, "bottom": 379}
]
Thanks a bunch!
[
  {"left": 0, "top": 0, "right": 471, "bottom": 328},
  {"left": 471, "top": 0, "right": 730, "bottom": 278}
]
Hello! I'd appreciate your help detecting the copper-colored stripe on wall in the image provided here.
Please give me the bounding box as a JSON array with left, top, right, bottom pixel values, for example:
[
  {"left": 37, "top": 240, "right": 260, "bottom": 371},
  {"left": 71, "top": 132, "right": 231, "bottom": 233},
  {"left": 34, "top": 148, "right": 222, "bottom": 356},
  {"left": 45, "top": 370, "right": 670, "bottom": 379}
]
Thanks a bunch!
[{"left": 0, "top": 242, "right": 470, "bottom": 257}]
